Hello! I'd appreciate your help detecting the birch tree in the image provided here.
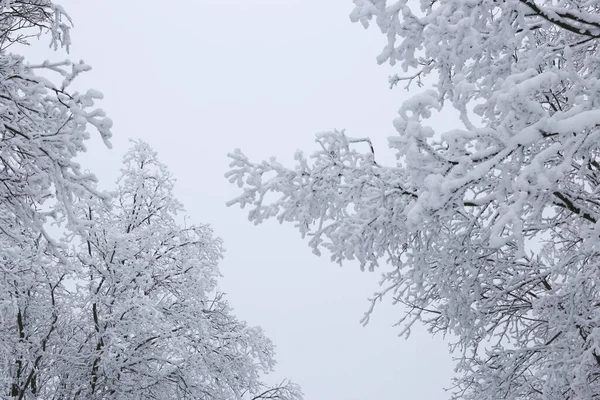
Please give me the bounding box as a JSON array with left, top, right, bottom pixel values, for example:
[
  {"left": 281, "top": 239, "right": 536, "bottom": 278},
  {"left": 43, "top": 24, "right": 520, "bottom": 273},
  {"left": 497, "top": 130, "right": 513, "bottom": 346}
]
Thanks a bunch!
[{"left": 227, "top": 0, "right": 600, "bottom": 398}]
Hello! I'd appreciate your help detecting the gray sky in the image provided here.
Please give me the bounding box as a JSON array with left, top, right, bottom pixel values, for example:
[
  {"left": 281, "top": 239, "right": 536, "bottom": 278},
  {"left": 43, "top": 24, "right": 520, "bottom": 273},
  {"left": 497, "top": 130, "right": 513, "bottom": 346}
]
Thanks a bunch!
[{"left": 28, "top": 1, "right": 456, "bottom": 398}]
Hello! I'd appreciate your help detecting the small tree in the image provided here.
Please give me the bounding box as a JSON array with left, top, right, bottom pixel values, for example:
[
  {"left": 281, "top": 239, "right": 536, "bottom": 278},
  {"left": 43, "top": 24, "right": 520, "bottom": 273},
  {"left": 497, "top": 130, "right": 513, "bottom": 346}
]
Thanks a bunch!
[
  {"left": 227, "top": 0, "right": 600, "bottom": 398},
  {"left": 69, "top": 142, "right": 302, "bottom": 400}
]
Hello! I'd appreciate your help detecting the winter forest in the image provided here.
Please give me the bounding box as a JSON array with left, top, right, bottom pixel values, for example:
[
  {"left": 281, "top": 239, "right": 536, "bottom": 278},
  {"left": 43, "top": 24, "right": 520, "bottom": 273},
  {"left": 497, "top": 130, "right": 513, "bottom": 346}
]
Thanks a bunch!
[{"left": 2, "top": 0, "right": 600, "bottom": 399}]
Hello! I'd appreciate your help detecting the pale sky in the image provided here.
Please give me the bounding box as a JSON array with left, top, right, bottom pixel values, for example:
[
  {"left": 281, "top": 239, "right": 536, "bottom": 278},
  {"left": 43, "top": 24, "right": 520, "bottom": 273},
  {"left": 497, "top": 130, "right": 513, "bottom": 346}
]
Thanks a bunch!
[{"left": 25, "top": 1, "right": 456, "bottom": 398}]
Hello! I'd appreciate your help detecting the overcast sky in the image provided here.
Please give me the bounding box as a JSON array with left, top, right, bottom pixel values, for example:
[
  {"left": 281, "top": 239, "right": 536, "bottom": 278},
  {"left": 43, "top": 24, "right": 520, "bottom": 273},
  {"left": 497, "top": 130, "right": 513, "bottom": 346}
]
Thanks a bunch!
[{"left": 26, "top": 1, "right": 456, "bottom": 398}]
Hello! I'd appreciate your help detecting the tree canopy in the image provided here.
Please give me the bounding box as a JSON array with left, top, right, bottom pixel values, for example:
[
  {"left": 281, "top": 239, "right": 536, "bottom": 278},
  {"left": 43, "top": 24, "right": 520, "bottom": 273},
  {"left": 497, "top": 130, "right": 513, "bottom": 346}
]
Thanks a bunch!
[{"left": 228, "top": 0, "right": 600, "bottom": 398}]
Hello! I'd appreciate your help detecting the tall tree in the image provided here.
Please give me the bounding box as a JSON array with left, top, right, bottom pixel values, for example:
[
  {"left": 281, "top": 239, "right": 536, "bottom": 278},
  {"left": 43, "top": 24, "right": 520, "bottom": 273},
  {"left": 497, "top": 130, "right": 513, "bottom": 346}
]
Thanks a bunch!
[{"left": 227, "top": 0, "right": 600, "bottom": 398}]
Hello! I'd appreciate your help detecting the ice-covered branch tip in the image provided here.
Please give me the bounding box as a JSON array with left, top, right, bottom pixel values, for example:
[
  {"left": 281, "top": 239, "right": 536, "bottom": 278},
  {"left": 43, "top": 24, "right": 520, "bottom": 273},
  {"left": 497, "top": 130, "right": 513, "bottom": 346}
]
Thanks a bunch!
[{"left": 0, "top": 1, "right": 73, "bottom": 51}]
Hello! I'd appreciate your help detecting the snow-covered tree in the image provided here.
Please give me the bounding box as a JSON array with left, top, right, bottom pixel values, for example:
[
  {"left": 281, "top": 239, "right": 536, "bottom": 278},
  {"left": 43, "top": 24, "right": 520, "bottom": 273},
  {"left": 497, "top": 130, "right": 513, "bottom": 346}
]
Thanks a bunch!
[
  {"left": 0, "top": 4, "right": 299, "bottom": 399},
  {"left": 65, "top": 141, "right": 302, "bottom": 400},
  {"left": 0, "top": 1, "right": 113, "bottom": 398},
  {"left": 227, "top": 1, "right": 600, "bottom": 398}
]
